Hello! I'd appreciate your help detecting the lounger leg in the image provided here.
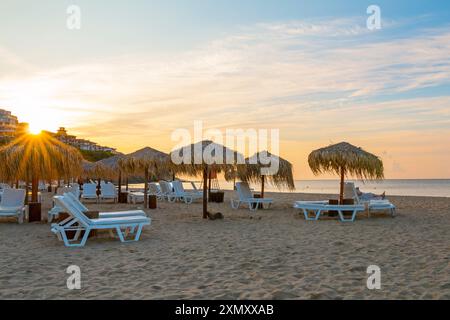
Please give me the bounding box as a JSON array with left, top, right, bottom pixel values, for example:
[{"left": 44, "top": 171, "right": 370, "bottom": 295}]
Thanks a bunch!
[
  {"left": 249, "top": 201, "right": 258, "bottom": 211},
  {"left": 230, "top": 200, "right": 240, "bottom": 209},
  {"left": 18, "top": 211, "right": 24, "bottom": 224},
  {"left": 133, "top": 224, "right": 144, "bottom": 241},
  {"left": 338, "top": 209, "right": 358, "bottom": 222},
  {"left": 302, "top": 209, "right": 321, "bottom": 221},
  {"left": 116, "top": 227, "right": 126, "bottom": 242},
  {"left": 79, "top": 229, "right": 91, "bottom": 247},
  {"left": 74, "top": 229, "right": 82, "bottom": 241},
  {"left": 391, "top": 208, "right": 396, "bottom": 217}
]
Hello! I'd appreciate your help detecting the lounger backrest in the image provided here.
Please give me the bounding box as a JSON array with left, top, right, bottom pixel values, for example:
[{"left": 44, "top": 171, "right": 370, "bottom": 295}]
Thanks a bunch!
[
  {"left": 0, "top": 183, "right": 11, "bottom": 190},
  {"left": 172, "top": 180, "right": 185, "bottom": 195},
  {"left": 236, "top": 182, "right": 254, "bottom": 200},
  {"left": 66, "top": 192, "right": 89, "bottom": 212},
  {"left": 57, "top": 186, "right": 73, "bottom": 196},
  {"left": 148, "top": 183, "right": 161, "bottom": 195},
  {"left": 55, "top": 195, "right": 92, "bottom": 227},
  {"left": 159, "top": 180, "right": 173, "bottom": 195},
  {"left": 83, "top": 183, "right": 97, "bottom": 196},
  {"left": 344, "top": 182, "right": 360, "bottom": 203},
  {"left": 101, "top": 183, "right": 116, "bottom": 196},
  {"left": 1, "top": 188, "right": 26, "bottom": 207}
]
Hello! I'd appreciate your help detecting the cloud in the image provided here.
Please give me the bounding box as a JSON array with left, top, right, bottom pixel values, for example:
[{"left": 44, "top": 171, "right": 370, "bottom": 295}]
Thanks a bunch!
[{"left": 0, "top": 18, "right": 449, "bottom": 162}]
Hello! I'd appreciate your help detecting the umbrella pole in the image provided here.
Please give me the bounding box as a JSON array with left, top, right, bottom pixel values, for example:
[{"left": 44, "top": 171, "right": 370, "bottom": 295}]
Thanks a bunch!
[
  {"left": 144, "top": 167, "right": 149, "bottom": 209},
  {"left": 261, "top": 175, "right": 265, "bottom": 198},
  {"left": 208, "top": 171, "right": 212, "bottom": 199},
  {"left": 203, "top": 167, "right": 208, "bottom": 219},
  {"left": 25, "top": 178, "right": 29, "bottom": 205},
  {"left": 31, "top": 175, "right": 39, "bottom": 203},
  {"left": 339, "top": 167, "right": 345, "bottom": 205},
  {"left": 118, "top": 171, "right": 122, "bottom": 194}
]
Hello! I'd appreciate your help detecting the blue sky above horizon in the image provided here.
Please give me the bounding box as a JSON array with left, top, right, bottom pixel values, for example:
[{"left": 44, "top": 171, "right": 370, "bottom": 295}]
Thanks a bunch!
[{"left": 0, "top": 0, "right": 449, "bottom": 179}]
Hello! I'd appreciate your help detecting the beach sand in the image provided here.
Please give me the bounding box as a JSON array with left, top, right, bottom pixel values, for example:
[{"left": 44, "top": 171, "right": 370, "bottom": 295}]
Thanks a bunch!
[{"left": 0, "top": 190, "right": 449, "bottom": 300}]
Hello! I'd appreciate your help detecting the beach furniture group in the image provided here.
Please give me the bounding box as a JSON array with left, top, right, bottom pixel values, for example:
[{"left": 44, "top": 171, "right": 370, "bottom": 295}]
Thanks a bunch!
[
  {"left": 293, "top": 182, "right": 396, "bottom": 222},
  {"left": 344, "top": 182, "right": 396, "bottom": 217},
  {"left": 0, "top": 177, "right": 399, "bottom": 247}
]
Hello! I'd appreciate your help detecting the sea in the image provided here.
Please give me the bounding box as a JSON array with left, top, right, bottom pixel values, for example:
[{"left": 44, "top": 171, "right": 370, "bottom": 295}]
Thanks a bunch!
[{"left": 129, "top": 179, "right": 450, "bottom": 198}]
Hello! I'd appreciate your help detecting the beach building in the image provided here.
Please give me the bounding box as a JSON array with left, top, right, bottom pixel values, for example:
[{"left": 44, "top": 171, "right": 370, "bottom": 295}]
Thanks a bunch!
[
  {"left": 0, "top": 108, "right": 19, "bottom": 137},
  {"left": 54, "top": 127, "right": 117, "bottom": 153}
]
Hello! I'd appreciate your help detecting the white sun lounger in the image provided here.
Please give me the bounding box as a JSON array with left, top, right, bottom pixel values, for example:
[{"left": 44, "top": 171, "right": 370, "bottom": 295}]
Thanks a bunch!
[
  {"left": 52, "top": 195, "right": 151, "bottom": 247},
  {"left": 148, "top": 183, "right": 164, "bottom": 200},
  {"left": 170, "top": 180, "right": 203, "bottom": 204},
  {"left": 158, "top": 181, "right": 174, "bottom": 201},
  {"left": 129, "top": 192, "right": 145, "bottom": 204},
  {"left": 81, "top": 183, "right": 98, "bottom": 202},
  {"left": 294, "top": 202, "right": 366, "bottom": 222},
  {"left": 0, "top": 189, "right": 26, "bottom": 224},
  {"left": 65, "top": 192, "right": 146, "bottom": 218},
  {"left": 51, "top": 193, "right": 146, "bottom": 231},
  {"left": 231, "top": 182, "right": 273, "bottom": 211},
  {"left": 99, "top": 183, "right": 118, "bottom": 203}
]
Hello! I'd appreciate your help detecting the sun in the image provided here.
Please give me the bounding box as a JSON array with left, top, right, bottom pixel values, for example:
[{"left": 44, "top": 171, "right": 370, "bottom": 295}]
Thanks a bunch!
[{"left": 28, "top": 123, "right": 44, "bottom": 135}]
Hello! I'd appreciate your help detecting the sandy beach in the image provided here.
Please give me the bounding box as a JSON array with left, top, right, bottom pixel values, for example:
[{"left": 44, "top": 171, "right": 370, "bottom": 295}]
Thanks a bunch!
[{"left": 0, "top": 190, "right": 449, "bottom": 300}]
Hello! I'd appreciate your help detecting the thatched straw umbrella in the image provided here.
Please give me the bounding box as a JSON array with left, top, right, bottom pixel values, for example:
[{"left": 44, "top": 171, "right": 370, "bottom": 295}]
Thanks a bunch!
[
  {"left": 308, "top": 142, "right": 384, "bottom": 204},
  {"left": 122, "top": 147, "right": 170, "bottom": 208},
  {"left": 0, "top": 132, "right": 82, "bottom": 203},
  {"left": 239, "top": 151, "right": 295, "bottom": 198},
  {"left": 170, "top": 140, "right": 244, "bottom": 219}
]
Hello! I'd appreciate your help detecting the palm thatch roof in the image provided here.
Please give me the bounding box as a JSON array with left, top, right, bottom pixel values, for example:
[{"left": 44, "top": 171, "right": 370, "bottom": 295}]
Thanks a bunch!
[
  {"left": 308, "top": 142, "right": 384, "bottom": 180},
  {"left": 97, "top": 153, "right": 125, "bottom": 171},
  {"left": 0, "top": 133, "right": 82, "bottom": 201},
  {"left": 121, "top": 147, "right": 170, "bottom": 177},
  {"left": 0, "top": 133, "right": 83, "bottom": 182},
  {"left": 239, "top": 151, "right": 295, "bottom": 191},
  {"left": 170, "top": 140, "right": 244, "bottom": 177},
  {"left": 82, "top": 160, "right": 112, "bottom": 179}
]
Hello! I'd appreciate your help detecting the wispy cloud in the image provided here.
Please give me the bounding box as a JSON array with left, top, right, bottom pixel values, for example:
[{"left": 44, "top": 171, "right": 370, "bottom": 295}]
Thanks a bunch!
[{"left": 1, "top": 17, "right": 449, "bottom": 178}]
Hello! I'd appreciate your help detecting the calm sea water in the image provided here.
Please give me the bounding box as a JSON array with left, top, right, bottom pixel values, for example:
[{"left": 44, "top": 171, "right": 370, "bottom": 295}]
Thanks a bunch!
[{"left": 130, "top": 179, "right": 450, "bottom": 198}]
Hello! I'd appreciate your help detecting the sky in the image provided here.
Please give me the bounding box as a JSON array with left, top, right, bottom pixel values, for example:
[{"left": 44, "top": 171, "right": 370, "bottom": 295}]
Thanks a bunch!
[{"left": 0, "top": 0, "right": 449, "bottom": 179}]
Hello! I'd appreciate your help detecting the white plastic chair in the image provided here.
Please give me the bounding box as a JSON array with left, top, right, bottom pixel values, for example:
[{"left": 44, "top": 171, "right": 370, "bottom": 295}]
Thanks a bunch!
[
  {"left": 0, "top": 189, "right": 26, "bottom": 223},
  {"left": 99, "top": 183, "right": 118, "bottom": 203},
  {"left": 81, "top": 183, "right": 98, "bottom": 202}
]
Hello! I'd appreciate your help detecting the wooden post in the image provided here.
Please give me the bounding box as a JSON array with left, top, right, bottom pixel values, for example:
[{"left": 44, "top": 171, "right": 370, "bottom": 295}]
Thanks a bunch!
[
  {"left": 339, "top": 167, "right": 345, "bottom": 205},
  {"left": 118, "top": 171, "right": 122, "bottom": 194},
  {"left": 261, "top": 175, "right": 265, "bottom": 198},
  {"left": 126, "top": 177, "right": 129, "bottom": 191},
  {"left": 31, "top": 175, "right": 39, "bottom": 203},
  {"left": 25, "top": 179, "right": 29, "bottom": 205},
  {"left": 202, "top": 167, "right": 208, "bottom": 219},
  {"left": 144, "top": 167, "right": 149, "bottom": 208},
  {"left": 208, "top": 170, "right": 212, "bottom": 199}
]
